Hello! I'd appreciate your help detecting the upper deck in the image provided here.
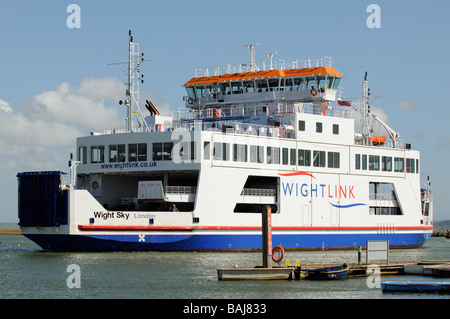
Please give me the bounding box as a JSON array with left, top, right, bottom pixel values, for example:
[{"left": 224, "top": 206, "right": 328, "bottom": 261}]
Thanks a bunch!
[{"left": 183, "top": 56, "right": 343, "bottom": 110}]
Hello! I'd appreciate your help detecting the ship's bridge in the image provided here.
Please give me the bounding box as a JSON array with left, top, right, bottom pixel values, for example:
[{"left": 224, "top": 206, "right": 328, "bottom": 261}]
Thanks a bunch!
[{"left": 183, "top": 57, "right": 343, "bottom": 111}]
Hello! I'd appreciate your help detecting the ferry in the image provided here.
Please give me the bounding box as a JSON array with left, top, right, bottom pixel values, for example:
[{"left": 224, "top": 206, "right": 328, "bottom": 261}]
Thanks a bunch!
[{"left": 17, "top": 32, "right": 433, "bottom": 251}]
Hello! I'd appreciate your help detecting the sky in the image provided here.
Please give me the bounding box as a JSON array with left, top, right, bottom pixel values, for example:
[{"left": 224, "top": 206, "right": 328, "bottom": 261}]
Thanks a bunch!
[{"left": 0, "top": 0, "right": 449, "bottom": 222}]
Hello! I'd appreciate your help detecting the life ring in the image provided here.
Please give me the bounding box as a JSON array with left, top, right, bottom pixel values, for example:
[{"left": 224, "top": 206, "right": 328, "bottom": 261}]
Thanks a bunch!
[
  {"left": 272, "top": 245, "right": 285, "bottom": 263},
  {"left": 310, "top": 88, "right": 317, "bottom": 96},
  {"left": 92, "top": 181, "right": 99, "bottom": 190},
  {"left": 187, "top": 97, "right": 194, "bottom": 104}
]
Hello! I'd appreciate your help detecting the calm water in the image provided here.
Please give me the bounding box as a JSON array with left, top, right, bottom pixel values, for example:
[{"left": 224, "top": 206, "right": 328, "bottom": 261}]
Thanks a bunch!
[{"left": 0, "top": 234, "right": 449, "bottom": 300}]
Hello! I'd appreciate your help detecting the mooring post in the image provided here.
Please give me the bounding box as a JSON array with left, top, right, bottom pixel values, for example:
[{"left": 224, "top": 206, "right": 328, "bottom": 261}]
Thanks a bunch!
[{"left": 262, "top": 205, "right": 273, "bottom": 268}]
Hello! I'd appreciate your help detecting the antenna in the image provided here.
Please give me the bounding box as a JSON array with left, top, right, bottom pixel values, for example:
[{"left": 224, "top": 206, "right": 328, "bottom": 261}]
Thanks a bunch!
[
  {"left": 265, "top": 52, "right": 277, "bottom": 70},
  {"left": 245, "top": 43, "right": 258, "bottom": 72},
  {"left": 108, "top": 30, "right": 152, "bottom": 132},
  {"left": 360, "top": 71, "right": 371, "bottom": 137}
]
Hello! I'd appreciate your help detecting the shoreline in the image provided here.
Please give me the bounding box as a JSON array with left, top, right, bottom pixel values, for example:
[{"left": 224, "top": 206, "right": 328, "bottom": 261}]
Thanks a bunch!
[{"left": 0, "top": 228, "right": 21, "bottom": 235}]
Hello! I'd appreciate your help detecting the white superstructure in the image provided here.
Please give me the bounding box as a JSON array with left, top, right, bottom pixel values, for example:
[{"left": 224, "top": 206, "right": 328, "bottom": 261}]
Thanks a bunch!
[{"left": 17, "top": 32, "right": 433, "bottom": 251}]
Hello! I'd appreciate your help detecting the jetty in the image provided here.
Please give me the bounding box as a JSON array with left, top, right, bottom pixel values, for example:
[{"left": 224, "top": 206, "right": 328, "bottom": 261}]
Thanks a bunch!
[{"left": 218, "top": 259, "right": 450, "bottom": 281}]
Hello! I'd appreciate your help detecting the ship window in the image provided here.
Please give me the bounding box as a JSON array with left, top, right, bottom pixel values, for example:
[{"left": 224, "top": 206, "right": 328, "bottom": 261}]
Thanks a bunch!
[
  {"left": 298, "top": 120, "right": 306, "bottom": 131},
  {"left": 327, "top": 76, "right": 334, "bottom": 89},
  {"left": 195, "top": 86, "right": 205, "bottom": 98},
  {"left": 91, "top": 145, "right": 105, "bottom": 164},
  {"left": 382, "top": 156, "right": 392, "bottom": 172},
  {"left": 313, "top": 150, "right": 326, "bottom": 167},
  {"left": 153, "top": 142, "right": 173, "bottom": 161},
  {"left": 219, "top": 82, "right": 231, "bottom": 95},
  {"left": 362, "top": 154, "right": 368, "bottom": 170},
  {"left": 186, "top": 86, "right": 195, "bottom": 99},
  {"left": 78, "top": 146, "right": 87, "bottom": 164},
  {"left": 416, "top": 159, "right": 419, "bottom": 174},
  {"left": 298, "top": 149, "right": 311, "bottom": 166},
  {"left": 255, "top": 79, "right": 268, "bottom": 92},
  {"left": 317, "top": 76, "right": 326, "bottom": 91},
  {"left": 355, "top": 154, "right": 361, "bottom": 170},
  {"left": 231, "top": 81, "right": 243, "bottom": 94},
  {"left": 306, "top": 77, "right": 316, "bottom": 90},
  {"left": 179, "top": 141, "right": 196, "bottom": 161},
  {"left": 268, "top": 78, "right": 280, "bottom": 91},
  {"left": 369, "top": 155, "right": 380, "bottom": 171},
  {"left": 284, "top": 78, "right": 293, "bottom": 91},
  {"left": 406, "top": 158, "right": 415, "bottom": 173},
  {"left": 332, "top": 77, "right": 341, "bottom": 90},
  {"left": 316, "top": 122, "right": 323, "bottom": 133},
  {"left": 394, "top": 157, "right": 404, "bottom": 172},
  {"left": 129, "top": 143, "right": 147, "bottom": 162},
  {"left": 250, "top": 145, "right": 264, "bottom": 163},
  {"left": 203, "top": 142, "right": 210, "bottom": 160},
  {"left": 282, "top": 148, "right": 289, "bottom": 165},
  {"left": 109, "top": 144, "right": 126, "bottom": 162},
  {"left": 293, "top": 78, "right": 304, "bottom": 90},
  {"left": 333, "top": 124, "right": 339, "bottom": 135},
  {"left": 243, "top": 80, "right": 255, "bottom": 93},
  {"left": 290, "top": 148, "right": 296, "bottom": 165},
  {"left": 328, "top": 152, "right": 340, "bottom": 168},
  {"left": 213, "top": 142, "right": 230, "bottom": 161},
  {"left": 233, "top": 144, "right": 248, "bottom": 162},
  {"left": 370, "top": 207, "right": 402, "bottom": 216},
  {"left": 267, "top": 147, "right": 280, "bottom": 164}
]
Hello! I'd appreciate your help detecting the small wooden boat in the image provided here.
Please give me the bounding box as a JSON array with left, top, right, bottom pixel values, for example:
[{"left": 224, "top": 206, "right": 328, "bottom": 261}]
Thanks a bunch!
[
  {"left": 382, "top": 281, "right": 450, "bottom": 293},
  {"left": 217, "top": 267, "right": 294, "bottom": 281},
  {"left": 429, "top": 265, "right": 450, "bottom": 277},
  {"left": 306, "top": 263, "right": 349, "bottom": 280}
]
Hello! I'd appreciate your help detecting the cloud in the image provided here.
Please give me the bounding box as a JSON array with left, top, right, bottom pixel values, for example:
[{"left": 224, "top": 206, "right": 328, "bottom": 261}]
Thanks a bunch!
[
  {"left": 0, "top": 99, "right": 12, "bottom": 113},
  {"left": 397, "top": 99, "right": 423, "bottom": 110},
  {"left": 0, "top": 77, "right": 130, "bottom": 177},
  {"left": 22, "top": 77, "right": 125, "bottom": 131}
]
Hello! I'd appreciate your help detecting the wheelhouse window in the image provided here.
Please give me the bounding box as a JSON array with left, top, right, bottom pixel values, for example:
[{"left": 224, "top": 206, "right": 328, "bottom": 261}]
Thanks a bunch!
[
  {"left": 186, "top": 86, "right": 195, "bottom": 99},
  {"left": 231, "top": 81, "right": 243, "bottom": 94},
  {"left": 91, "top": 145, "right": 105, "bottom": 164},
  {"left": 293, "top": 78, "right": 304, "bottom": 90},
  {"left": 219, "top": 82, "right": 231, "bottom": 95},
  {"left": 255, "top": 79, "right": 268, "bottom": 92},
  {"left": 332, "top": 77, "right": 341, "bottom": 90},
  {"left": 284, "top": 78, "right": 293, "bottom": 91},
  {"left": 243, "top": 80, "right": 255, "bottom": 93},
  {"left": 268, "top": 78, "right": 280, "bottom": 91}
]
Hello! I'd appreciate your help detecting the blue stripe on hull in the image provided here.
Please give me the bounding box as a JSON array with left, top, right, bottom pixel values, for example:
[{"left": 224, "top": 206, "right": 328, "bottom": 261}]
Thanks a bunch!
[{"left": 24, "top": 231, "right": 432, "bottom": 251}]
